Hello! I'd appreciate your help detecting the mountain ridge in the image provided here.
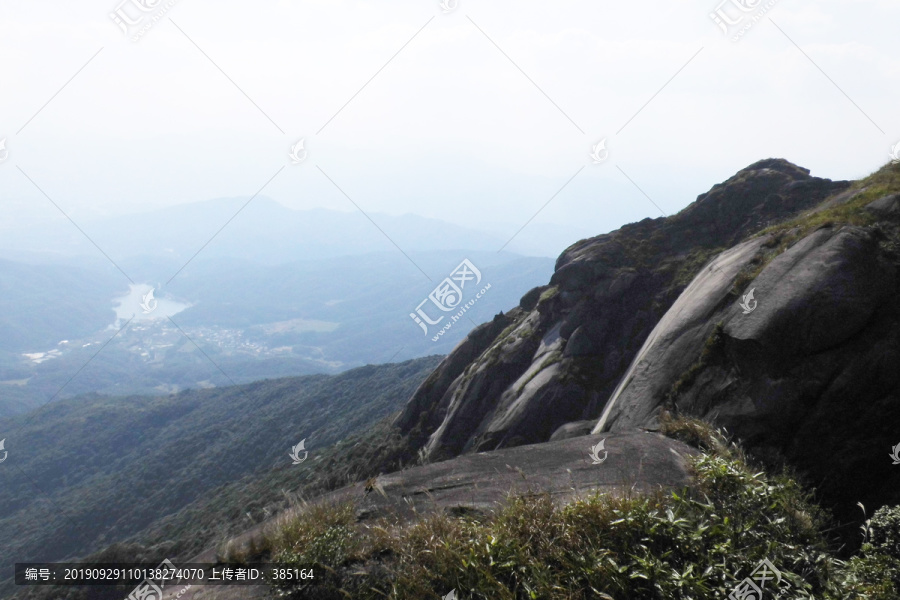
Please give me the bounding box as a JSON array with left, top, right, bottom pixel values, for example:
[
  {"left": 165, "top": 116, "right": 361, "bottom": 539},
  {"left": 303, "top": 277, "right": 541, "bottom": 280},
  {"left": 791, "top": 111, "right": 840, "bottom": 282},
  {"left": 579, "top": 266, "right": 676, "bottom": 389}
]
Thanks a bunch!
[
  {"left": 389, "top": 157, "right": 900, "bottom": 541},
  {"left": 395, "top": 158, "right": 851, "bottom": 459}
]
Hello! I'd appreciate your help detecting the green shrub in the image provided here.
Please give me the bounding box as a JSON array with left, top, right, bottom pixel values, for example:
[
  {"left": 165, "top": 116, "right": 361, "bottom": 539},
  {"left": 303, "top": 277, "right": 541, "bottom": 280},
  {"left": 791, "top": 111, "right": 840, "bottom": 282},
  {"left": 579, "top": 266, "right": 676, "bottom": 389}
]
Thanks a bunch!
[
  {"left": 869, "top": 504, "right": 900, "bottom": 559},
  {"left": 836, "top": 551, "right": 900, "bottom": 600},
  {"left": 538, "top": 286, "right": 559, "bottom": 304},
  {"left": 262, "top": 419, "right": 900, "bottom": 599}
]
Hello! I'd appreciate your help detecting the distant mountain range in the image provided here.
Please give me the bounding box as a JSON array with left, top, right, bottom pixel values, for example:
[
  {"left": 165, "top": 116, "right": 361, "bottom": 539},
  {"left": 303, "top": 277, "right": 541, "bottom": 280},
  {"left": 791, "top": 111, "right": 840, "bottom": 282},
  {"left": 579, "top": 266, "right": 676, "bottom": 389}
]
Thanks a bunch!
[{"left": 0, "top": 196, "right": 594, "bottom": 267}]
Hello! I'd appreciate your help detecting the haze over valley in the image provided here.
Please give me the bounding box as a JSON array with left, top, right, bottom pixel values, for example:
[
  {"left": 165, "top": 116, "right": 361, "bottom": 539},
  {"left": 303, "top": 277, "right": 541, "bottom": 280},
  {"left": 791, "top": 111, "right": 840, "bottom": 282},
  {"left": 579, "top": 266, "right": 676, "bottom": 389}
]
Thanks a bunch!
[{"left": 0, "top": 199, "right": 555, "bottom": 416}]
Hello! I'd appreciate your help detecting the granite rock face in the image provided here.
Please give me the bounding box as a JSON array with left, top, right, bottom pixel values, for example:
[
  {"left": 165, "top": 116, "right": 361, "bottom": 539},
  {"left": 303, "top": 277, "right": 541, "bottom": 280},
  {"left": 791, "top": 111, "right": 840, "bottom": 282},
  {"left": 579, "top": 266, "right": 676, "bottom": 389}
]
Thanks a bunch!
[
  {"left": 211, "top": 431, "right": 700, "bottom": 563},
  {"left": 595, "top": 223, "right": 900, "bottom": 521},
  {"left": 395, "top": 159, "right": 851, "bottom": 461},
  {"left": 329, "top": 432, "right": 699, "bottom": 523}
]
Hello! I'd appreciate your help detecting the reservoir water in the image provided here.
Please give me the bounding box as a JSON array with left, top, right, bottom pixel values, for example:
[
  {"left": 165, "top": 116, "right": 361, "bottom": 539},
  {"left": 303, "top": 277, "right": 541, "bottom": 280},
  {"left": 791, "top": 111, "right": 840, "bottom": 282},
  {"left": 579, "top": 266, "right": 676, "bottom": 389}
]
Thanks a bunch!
[{"left": 112, "top": 284, "right": 191, "bottom": 324}]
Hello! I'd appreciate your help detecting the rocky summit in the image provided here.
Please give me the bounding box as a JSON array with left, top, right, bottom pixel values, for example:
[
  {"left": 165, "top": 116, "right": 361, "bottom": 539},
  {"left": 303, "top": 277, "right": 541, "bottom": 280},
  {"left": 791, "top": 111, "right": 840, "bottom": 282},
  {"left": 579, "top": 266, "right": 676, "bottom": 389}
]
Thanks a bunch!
[{"left": 394, "top": 158, "right": 900, "bottom": 530}]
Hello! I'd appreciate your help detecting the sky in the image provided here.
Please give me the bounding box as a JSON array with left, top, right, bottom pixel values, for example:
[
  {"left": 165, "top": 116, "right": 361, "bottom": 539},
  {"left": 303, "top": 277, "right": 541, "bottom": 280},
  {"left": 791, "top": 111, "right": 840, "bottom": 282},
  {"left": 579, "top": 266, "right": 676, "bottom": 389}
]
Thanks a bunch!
[{"left": 1, "top": 0, "right": 898, "bottom": 255}]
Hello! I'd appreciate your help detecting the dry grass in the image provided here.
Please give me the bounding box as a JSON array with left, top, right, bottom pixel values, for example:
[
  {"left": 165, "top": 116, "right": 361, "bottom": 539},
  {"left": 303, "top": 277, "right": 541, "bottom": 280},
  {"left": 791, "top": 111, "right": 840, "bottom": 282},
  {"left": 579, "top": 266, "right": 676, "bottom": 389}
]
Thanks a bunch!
[{"left": 253, "top": 418, "right": 899, "bottom": 599}]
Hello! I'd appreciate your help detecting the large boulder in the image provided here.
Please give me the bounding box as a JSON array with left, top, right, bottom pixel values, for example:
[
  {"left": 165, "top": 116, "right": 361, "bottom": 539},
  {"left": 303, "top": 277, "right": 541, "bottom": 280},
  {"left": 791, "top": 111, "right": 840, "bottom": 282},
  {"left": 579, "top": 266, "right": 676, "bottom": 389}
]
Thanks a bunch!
[
  {"left": 594, "top": 235, "right": 772, "bottom": 432},
  {"left": 595, "top": 224, "right": 900, "bottom": 529},
  {"left": 336, "top": 431, "right": 699, "bottom": 522},
  {"left": 209, "top": 431, "right": 700, "bottom": 566}
]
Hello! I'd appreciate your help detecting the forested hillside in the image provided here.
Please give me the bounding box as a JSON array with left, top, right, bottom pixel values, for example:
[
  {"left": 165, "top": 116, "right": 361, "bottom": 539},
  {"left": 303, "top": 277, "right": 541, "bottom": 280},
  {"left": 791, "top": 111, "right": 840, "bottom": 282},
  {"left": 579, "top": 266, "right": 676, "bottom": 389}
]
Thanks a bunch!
[{"left": 0, "top": 356, "right": 441, "bottom": 597}]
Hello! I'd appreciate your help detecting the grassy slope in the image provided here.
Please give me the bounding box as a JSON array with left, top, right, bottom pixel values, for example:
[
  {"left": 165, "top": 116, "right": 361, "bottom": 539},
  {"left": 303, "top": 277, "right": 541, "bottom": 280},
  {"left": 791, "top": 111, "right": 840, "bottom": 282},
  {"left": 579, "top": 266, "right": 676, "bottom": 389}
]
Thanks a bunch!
[{"left": 260, "top": 417, "right": 900, "bottom": 600}]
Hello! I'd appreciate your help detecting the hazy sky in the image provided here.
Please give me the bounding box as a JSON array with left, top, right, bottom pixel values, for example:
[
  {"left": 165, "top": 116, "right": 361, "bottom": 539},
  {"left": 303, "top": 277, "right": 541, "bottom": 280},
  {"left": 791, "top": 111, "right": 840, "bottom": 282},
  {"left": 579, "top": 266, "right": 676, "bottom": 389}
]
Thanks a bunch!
[{"left": 1, "top": 0, "right": 898, "bottom": 249}]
